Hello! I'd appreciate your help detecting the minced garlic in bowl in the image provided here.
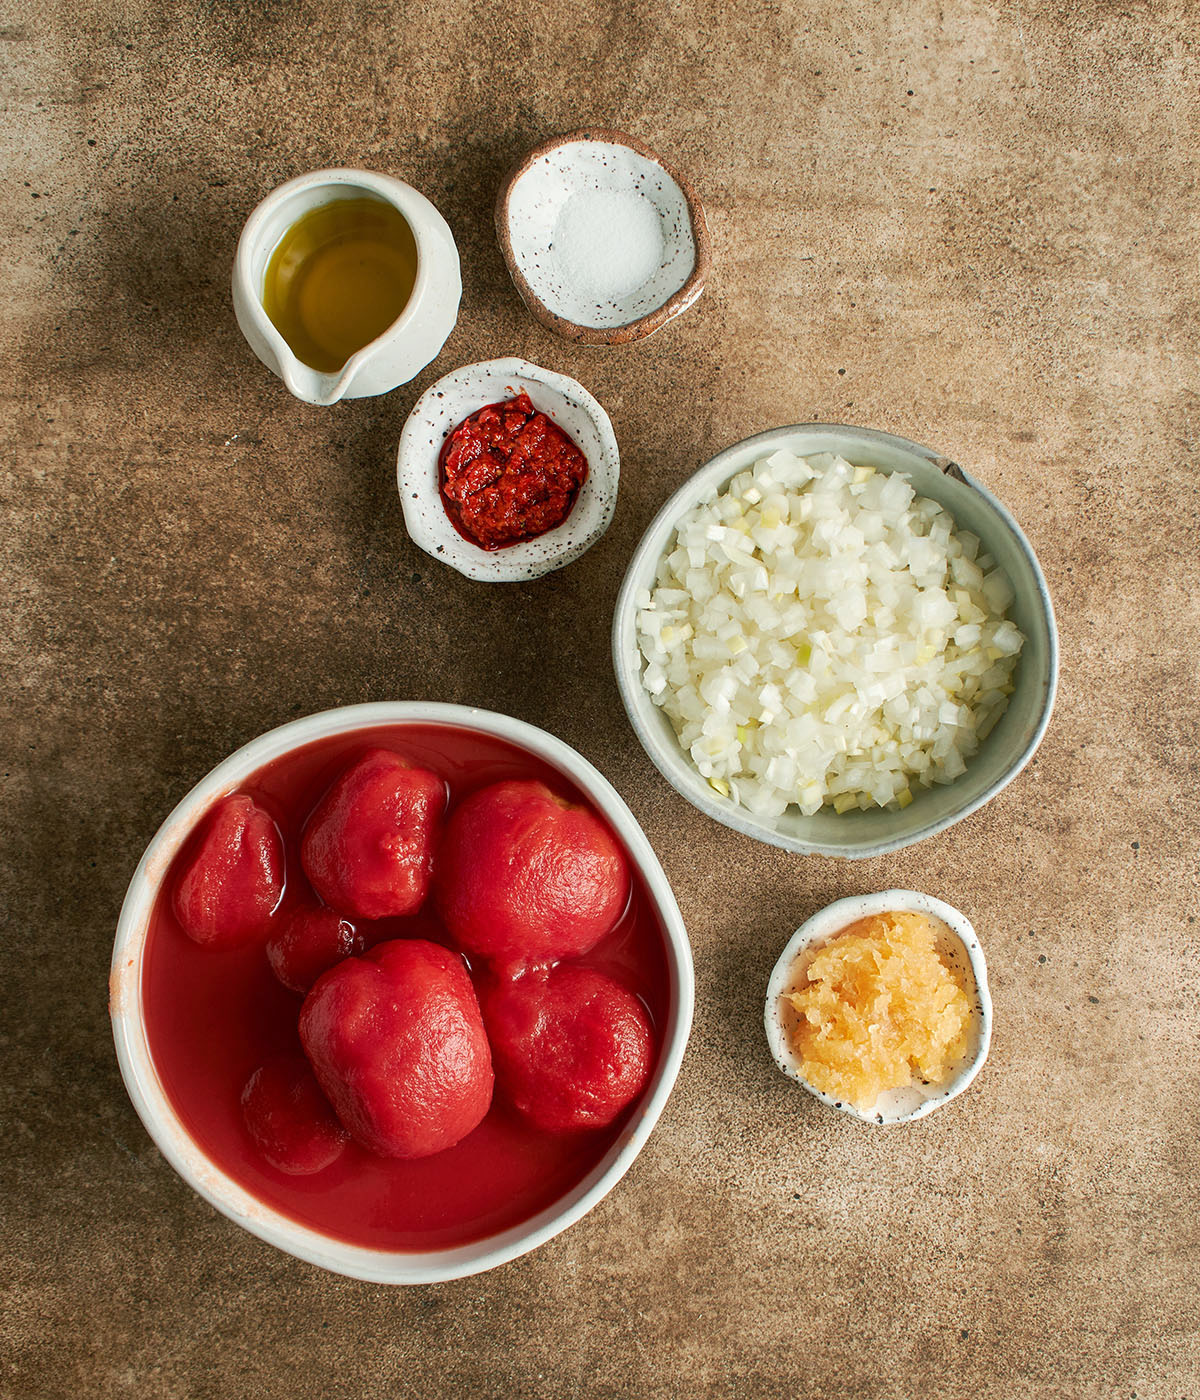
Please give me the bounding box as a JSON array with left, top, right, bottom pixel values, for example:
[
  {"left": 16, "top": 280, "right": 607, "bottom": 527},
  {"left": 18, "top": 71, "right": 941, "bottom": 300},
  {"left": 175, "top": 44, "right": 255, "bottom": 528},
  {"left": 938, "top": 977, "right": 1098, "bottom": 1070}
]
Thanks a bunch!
[
  {"left": 764, "top": 890, "right": 992, "bottom": 1125},
  {"left": 785, "top": 911, "right": 970, "bottom": 1110}
]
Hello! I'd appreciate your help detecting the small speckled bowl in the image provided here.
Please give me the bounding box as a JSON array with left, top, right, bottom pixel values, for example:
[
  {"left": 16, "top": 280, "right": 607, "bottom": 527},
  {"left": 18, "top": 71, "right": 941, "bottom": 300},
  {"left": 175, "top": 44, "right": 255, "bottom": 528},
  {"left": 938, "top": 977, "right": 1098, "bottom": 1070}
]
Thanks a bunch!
[
  {"left": 397, "top": 358, "right": 620, "bottom": 582},
  {"left": 764, "top": 890, "right": 992, "bottom": 1126},
  {"left": 495, "top": 130, "right": 710, "bottom": 345}
]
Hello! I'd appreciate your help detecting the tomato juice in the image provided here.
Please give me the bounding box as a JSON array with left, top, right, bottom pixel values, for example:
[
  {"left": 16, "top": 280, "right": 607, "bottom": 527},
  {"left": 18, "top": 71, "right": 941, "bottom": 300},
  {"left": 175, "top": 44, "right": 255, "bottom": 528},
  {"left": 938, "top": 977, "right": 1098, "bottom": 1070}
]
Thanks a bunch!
[{"left": 142, "top": 724, "right": 670, "bottom": 1251}]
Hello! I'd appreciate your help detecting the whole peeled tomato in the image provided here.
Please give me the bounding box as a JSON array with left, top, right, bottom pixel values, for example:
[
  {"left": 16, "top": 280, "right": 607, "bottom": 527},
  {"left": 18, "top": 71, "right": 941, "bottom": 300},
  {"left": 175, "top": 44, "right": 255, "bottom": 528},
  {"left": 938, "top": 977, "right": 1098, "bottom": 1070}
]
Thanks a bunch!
[
  {"left": 299, "top": 938, "right": 493, "bottom": 1159},
  {"left": 172, "top": 794, "right": 284, "bottom": 947},
  {"left": 300, "top": 748, "right": 445, "bottom": 920},
  {"left": 266, "top": 904, "right": 364, "bottom": 995},
  {"left": 482, "top": 965, "right": 654, "bottom": 1132},
  {"left": 240, "top": 1053, "right": 348, "bottom": 1175},
  {"left": 436, "top": 780, "right": 630, "bottom": 968}
]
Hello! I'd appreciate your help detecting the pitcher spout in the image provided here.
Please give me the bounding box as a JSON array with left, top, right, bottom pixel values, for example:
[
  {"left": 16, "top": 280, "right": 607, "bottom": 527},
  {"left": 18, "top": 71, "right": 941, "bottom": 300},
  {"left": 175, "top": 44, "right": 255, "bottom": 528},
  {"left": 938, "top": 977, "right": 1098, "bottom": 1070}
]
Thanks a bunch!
[{"left": 279, "top": 358, "right": 357, "bottom": 407}]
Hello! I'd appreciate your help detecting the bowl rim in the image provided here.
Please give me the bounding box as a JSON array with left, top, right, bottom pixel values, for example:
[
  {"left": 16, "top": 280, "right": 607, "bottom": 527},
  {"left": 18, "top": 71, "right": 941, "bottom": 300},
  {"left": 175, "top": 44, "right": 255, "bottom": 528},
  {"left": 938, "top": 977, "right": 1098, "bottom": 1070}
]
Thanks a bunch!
[
  {"left": 611, "top": 421, "right": 1060, "bottom": 858},
  {"left": 763, "top": 889, "right": 993, "bottom": 1124},
  {"left": 109, "top": 702, "right": 694, "bottom": 1283},
  {"left": 397, "top": 357, "right": 620, "bottom": 583},
  {"left": 494, "top": 128, "right": 711, "bottom": 346}
]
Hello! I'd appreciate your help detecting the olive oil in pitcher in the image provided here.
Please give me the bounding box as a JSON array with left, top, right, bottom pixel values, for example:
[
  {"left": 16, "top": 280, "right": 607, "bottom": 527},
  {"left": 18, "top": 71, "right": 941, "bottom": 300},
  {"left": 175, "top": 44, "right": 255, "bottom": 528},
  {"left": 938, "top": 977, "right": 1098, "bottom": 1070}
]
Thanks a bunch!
[{"left": 262, "top": 197, "right": 418, "bottom": 373}]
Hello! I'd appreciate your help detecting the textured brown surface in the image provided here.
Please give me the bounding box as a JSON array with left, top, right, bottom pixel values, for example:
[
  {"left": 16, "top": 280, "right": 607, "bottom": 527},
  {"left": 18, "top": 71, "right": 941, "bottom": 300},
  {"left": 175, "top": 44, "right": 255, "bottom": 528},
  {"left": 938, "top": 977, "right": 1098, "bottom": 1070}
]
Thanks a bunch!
[{"left": 2, "top": 2, "right": 1198, "bottom": 1397}]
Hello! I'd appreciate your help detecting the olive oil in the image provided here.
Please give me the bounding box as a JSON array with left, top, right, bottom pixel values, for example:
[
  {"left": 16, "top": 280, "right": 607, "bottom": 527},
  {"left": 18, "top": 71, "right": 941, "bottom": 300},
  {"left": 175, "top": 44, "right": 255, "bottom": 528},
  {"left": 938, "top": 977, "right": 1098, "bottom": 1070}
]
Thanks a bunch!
[{"left": 262, "top": 197, "right": 418, "bottom": 373}]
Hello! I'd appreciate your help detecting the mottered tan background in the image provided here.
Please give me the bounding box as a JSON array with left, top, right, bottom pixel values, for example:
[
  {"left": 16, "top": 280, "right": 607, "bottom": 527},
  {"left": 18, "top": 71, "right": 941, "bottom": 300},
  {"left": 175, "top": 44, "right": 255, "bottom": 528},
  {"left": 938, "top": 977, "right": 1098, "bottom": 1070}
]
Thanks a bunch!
[{"left": 2, "top": 2, "right": 1197, "bottom": 1397}]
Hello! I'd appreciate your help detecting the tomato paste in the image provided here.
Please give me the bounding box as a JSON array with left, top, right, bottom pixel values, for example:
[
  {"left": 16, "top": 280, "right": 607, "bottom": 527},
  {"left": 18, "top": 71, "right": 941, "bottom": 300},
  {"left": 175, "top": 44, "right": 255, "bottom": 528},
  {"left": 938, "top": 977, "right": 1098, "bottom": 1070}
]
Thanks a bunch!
[{"left": 439, "top": 393, "right": 588, "bottom": 551}]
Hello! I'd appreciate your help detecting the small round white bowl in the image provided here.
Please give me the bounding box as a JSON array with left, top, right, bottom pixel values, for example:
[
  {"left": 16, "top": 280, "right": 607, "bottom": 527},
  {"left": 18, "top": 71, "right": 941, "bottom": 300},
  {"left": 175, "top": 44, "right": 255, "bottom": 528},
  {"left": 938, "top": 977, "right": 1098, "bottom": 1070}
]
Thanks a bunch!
[
  {"left": 612, "top": 423, "right": 1058, "bottom": 858},
  {"left": 495, "top": 130, "right": 710, "bottom": 345},
  {"left": 398, "top": 358, "right": 620, "bottom": 582},
  {"left": 764, "top": 890, "right": 992, "bottom": 1125},
  {"left": 109, "top": 703, "right": 693, "bottom": 1284}
]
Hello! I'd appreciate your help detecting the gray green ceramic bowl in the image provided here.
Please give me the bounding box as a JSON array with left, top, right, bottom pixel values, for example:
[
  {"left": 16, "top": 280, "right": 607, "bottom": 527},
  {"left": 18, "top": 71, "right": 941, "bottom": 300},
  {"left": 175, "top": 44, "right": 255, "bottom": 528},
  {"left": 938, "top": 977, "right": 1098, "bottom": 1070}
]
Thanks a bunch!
[{"left": 612, "top": 424, "right": 1058, "bottom": 859}]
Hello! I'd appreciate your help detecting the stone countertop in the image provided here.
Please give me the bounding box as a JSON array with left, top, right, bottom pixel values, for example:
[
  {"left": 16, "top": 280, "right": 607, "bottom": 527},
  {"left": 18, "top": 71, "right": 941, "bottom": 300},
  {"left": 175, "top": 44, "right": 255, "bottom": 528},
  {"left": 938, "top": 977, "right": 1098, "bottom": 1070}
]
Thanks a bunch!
[{"left": 2, "top": 2, "right": 1197, "bottom": 1397}]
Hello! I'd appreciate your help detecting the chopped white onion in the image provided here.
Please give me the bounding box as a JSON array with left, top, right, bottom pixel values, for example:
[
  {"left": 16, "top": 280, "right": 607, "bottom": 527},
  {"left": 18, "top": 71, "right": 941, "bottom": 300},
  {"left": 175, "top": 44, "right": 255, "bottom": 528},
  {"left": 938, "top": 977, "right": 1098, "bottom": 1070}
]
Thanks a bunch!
[{"left": 636, "top": 451, "right": 1025, "bottom": 816}]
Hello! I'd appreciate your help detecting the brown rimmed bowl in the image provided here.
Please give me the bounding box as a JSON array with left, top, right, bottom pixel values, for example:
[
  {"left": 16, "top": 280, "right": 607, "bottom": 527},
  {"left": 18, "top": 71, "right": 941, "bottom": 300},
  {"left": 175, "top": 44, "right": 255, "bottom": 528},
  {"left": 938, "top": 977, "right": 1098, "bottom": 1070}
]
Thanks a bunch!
[{"left": 495, "top": 129, "right": 711, "bottom": 346}]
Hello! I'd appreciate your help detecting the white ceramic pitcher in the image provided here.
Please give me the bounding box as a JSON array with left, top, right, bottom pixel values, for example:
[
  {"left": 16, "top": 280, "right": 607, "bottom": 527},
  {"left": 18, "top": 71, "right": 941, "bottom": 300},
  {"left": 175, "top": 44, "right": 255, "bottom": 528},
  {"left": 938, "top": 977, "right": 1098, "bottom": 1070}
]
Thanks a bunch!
[{"left": 232, "top": 169, "right": 462, "bottom": 406}]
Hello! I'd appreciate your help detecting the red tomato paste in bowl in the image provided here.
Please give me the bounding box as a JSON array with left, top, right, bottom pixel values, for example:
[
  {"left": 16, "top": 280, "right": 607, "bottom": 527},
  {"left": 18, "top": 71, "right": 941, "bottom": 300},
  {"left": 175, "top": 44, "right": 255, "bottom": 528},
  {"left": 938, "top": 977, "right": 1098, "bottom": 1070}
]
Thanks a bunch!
[
  {"left": 140, "top": 723, "right": 670, "bottom": 1252},
  {"left": 438, "top": 393, "right": 588, "bottom": 550}
]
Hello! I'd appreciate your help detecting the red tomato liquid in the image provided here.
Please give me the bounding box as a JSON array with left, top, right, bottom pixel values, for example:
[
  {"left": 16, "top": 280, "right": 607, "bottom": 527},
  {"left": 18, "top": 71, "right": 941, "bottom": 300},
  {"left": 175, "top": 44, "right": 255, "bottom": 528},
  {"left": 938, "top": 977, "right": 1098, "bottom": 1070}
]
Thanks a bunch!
[{"left": 142, "top": 724, "right": 671, "bottom": 1252}]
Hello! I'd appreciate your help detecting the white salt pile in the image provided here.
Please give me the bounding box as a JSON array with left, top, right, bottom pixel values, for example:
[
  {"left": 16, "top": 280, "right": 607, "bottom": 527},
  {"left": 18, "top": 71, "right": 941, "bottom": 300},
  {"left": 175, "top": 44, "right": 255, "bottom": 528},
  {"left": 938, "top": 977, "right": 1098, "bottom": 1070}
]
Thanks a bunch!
[{"left": 551, "top": 189, "right": 665, "bottom": 304}]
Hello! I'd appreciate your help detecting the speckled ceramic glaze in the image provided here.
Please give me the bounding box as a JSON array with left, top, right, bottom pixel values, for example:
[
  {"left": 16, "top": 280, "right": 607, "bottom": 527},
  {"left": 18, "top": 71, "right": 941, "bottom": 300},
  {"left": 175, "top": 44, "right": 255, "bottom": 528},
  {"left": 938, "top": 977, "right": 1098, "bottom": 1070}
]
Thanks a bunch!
[
  {"left": 398, "top": 358, "right": 620, "bottom": 582},
  {"left": 764, "top": 890, "right": 992, "bottom": 1126},
  {"left": 496, "top": 130, "right": 710, "bottom": 345},
  {"left": 612, "top": 423, "right": 1059, "bottom": 858}
]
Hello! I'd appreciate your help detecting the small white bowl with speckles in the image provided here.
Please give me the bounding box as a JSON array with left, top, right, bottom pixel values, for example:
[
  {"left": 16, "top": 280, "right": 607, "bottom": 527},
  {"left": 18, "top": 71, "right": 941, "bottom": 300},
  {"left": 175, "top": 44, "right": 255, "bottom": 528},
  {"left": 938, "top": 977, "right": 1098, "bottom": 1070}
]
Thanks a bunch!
[
  {"left": 495, "top": 130, "right": 710, "bottom": 346},
  {"left": 764, "top": 889, "right": 992, "bottom": 1126},
  {"left": 398, "top": 357, "right": 620, "bottom": 582}
]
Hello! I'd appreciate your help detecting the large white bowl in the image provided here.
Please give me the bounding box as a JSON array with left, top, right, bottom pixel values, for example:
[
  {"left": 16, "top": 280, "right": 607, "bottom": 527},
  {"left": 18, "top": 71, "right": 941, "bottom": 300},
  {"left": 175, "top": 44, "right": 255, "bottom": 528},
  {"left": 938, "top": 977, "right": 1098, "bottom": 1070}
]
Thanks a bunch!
[
  {"left": 109, "top": 703, "right": 693, "bottom": 1283},
  {"left": 612, "top": 423, "right": 1058, "bottom": 859}
]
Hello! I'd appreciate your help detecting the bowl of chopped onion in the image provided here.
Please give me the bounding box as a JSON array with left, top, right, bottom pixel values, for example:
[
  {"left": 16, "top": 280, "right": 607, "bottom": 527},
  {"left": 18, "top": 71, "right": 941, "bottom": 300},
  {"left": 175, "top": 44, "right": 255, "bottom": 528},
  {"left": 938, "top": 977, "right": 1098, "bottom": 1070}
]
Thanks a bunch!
[{"left": 612, "top": 424, "right": 1057, "bottom": 858}]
